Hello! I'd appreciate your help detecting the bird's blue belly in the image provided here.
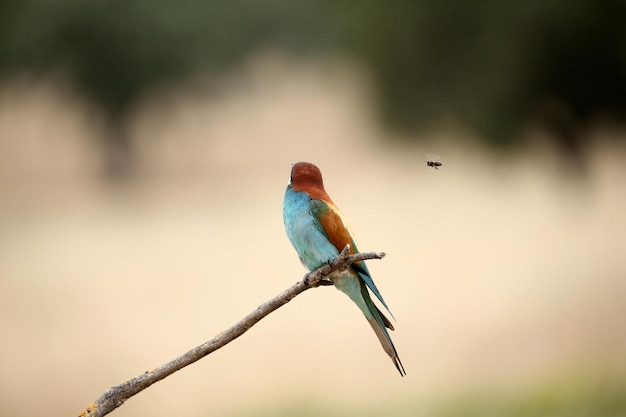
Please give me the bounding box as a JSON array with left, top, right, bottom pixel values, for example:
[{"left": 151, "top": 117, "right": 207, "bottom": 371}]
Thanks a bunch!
[{"left": 283, "top": 187, "right": 339, "bottom": 271}]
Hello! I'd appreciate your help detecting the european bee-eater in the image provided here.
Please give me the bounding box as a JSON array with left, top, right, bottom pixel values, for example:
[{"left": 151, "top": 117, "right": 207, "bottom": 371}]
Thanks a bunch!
[{"left": 283, "top": 162, "right": 405, "bottom": 376}]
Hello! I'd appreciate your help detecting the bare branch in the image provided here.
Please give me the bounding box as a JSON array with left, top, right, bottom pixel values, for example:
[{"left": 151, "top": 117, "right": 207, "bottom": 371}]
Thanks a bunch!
[{"left": 78, "top": 246, "right": 385, "bottom": 417}]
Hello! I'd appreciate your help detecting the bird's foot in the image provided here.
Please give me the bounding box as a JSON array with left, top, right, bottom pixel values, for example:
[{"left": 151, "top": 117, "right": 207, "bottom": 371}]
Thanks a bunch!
[
  {"left": 304, "top": 274, "right": 333, "bottom": 288},
  {"left": 303, "top": 273, "right": 313, "bottom": 287}
]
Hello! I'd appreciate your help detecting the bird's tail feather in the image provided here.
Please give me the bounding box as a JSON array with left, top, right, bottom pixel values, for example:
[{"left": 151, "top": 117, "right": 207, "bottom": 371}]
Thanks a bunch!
[
  {"left": 375, "top": 305, "right": 394, "bottom": 331},
  {"left": 332, "top": 273, "right": 405, "bottom": 376},
  {"left": 367, "top": 315, "right": 406, "bottom": 376},
  {"left": 363, "top": 290, "right": 406, "bottom": 376}
]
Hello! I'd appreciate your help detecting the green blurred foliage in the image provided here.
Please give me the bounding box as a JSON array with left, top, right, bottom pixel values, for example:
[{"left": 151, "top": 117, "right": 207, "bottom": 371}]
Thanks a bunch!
[
  {"left": 434, "top": 379, "right": 626, "bottom": 417},
  {"left": 1, "top": 0, "right": 625, "bottom": 164},
  {"left": 333, "top": 1, "right": 626, "bottom": 145},
  {"left": 227, "top": 377, "right": 626, "bottom": 417}
]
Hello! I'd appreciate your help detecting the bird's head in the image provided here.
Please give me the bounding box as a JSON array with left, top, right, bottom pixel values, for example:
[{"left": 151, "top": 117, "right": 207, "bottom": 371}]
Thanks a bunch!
[{"left": 289, "top": 162, "right": 332, "bottom": 202}]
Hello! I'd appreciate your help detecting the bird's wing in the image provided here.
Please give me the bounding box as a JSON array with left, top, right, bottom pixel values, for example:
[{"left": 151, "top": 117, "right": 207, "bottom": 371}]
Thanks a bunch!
[
  {"left": 352, "top": 259, "right": 395, "bottom": 319},
  {"left": 309, "top": 198, "right": 352, "bottom": 254},
  {"left": 309, "top": 198, "right": 395, "bottom": 318}
]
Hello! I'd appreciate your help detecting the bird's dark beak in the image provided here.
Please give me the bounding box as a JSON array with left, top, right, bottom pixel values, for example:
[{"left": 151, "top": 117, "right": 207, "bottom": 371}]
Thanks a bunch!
[{"left": 289, "top": 162, "right": 296, "bottom": 183}]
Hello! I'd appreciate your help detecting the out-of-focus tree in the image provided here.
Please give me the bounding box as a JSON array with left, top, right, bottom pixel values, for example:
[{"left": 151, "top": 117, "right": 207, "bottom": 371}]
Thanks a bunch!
[
  {"left": 1, "top": 0, "right": 624, "bottom": 175},
  {"left": 330, "top": 0, "right": 626, "bottom": 168}
]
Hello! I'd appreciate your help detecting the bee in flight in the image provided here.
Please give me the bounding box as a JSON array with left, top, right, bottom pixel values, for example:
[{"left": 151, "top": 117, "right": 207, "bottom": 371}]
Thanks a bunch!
[{"left": 426, "top": 160, "right": 443, "bottom": 170}]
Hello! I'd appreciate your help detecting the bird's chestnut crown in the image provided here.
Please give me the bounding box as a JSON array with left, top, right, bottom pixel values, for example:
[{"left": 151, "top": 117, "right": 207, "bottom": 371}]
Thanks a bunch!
[{"left": 289, "top": 162, "right": 333, "bottom": 202}]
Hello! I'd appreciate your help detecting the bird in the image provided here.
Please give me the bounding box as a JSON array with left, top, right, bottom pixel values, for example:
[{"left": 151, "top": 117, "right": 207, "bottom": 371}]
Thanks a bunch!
[{"left": 283, "top": 161, "right": 405, "bottom": 376}]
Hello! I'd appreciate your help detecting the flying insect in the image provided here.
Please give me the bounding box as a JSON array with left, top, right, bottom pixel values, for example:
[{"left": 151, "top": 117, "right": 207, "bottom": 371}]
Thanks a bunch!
[{"left": 426, "top": 160, "right": 443, "bottom": 169}]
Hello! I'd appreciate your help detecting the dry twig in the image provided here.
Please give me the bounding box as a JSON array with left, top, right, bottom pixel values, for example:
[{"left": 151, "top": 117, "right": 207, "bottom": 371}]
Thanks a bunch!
[{"left": 78, "top": 245, "right": 385, "bottom": 417}]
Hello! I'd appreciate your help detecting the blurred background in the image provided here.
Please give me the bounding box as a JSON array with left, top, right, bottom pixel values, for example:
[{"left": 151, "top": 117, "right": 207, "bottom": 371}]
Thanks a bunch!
[{"left": 1, "top": 1, "right": 625, "bottom": 416}]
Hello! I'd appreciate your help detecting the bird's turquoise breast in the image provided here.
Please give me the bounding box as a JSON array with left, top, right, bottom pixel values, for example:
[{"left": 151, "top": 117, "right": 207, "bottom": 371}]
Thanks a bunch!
[{"left": 283, "top": 186, "right": 340, "bottom": 271}]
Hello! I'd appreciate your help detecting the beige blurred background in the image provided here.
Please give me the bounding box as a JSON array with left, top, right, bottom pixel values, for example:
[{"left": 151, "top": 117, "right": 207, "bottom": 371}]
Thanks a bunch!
[{"left": 1, "top": 54, "right": 625, "bottom": 417}]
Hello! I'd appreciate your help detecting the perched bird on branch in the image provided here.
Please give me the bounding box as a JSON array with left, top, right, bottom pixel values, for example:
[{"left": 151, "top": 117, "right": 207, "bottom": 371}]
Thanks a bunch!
[{"left": 283, "top": 162, "right": 405, "bottom": 376}]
